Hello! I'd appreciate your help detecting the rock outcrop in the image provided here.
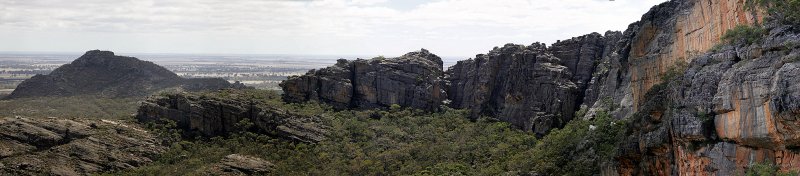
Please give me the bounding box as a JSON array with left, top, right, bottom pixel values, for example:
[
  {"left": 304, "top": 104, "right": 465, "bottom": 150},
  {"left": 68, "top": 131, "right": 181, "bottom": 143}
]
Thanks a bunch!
[
  {"left": 0, "top": 117, "right": 164, "bottom": 175},
  {"left": 136, "top": 89, "right": 328, "bottom": 143},
  {"left": 207, "top": 154, "right": 274, "bottom": 175},
  {"left": 613, "top": 21, "right": 800, "bottom": 175},
  {"left": 280, "top": 49, "right": 446, "bottom": 111},
  {"left": 7, "top": 50, "right": 243, "bottom": 99},
  {"left": 446, "top": 43, "right": 580, "bottom": 135},
  {"left": 585, "top": 0, "right": 763, "bottom": 118},
  {"left": 595, "top": 0, "right": 800, "bottom": 174}
]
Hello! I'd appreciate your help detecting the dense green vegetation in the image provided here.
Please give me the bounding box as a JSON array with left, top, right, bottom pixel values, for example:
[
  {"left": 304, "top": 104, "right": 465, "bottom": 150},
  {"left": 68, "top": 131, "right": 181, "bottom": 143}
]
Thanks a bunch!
[
  {"left": 720, "top": 24, "right": 766, "bottom": 45},
  {"left": 510, "top": 111, "right": 626, "bottom": 175},
  {"left": 745, "top": 162, "right": 799, "bottom": 176},
  {"left": 0, "top": 96, "right": 140, "bottom": 119},
  {"left": 111, "top": 89, "right": 628, "bottom": 175}
]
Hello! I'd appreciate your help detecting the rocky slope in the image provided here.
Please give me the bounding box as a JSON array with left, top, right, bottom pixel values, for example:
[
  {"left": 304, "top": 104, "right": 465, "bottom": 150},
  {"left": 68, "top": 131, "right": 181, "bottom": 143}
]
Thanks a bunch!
[
  {"left": 0, "top": 117, "right": 164, "bottom": 175},
  {"left": 136, "top": 89, "right": 328, "bottom": 143},
  {"left": 280, "top": 49, "right": 446, "bottom": 111},
  {"left": 7, "top": 50, "right": 244, "bottom": 99}
]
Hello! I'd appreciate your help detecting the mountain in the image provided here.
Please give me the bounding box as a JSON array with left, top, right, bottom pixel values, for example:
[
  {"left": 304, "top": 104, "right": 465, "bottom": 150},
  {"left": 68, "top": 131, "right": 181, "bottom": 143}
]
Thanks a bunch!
[{"left": 6, "top": 50, "right": 245, "bottom": 99}]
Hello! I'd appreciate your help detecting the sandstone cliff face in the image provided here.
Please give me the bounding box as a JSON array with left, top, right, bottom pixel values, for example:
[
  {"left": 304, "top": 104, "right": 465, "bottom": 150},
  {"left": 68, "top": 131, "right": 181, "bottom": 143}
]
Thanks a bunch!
[
  {"left": 136, "top": 89, "right": 328, "bottom": 143},
  {"left": 610, "top": 11, "right": 800, "bottom": 176},
  {"left": 581, "top": 0, "right": 762, "bottom": 120},
  {"left": 7, "top": 50, "right": 241, "bottom": 99},
  {"left": 0, "top": 117, "right": 163, "bottom": 175},
  {"left": 280, "top": 49, "right": 446, "bottom": 111}
]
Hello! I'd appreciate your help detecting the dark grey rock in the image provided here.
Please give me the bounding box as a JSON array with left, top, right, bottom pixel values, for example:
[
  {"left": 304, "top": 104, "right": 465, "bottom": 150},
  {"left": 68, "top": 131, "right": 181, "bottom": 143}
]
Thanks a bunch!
[
  {"left": 136, "top": 89, "right": 328, "bottom": 143},
  {"left": 280, "top": 49, "right": 446, "bottom": 111},
  {"left": 7, "top": 50, "right": 244, "bottom": 99},
  {"left": 446, "top": 43, "right": 579, "bottom": 136}
]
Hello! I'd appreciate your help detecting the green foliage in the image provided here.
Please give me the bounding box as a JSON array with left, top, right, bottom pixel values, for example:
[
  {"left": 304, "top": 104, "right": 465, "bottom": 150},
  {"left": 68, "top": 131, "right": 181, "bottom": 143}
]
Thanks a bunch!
[
  {"left": 144, "top": 119, "right": 183, "bottom": 145},
  {"left": 112, "top": 89, "right": 630, "bottom": 175},
  {"left": 600, "top": 97, "right": 619, "bottom": 112},
  {"left": 509, "top": 110, "right": 627, "bottom": 175},
  {"left": 574, "top": 106, "right": 589, "bottom": 118},
  {"left": 710, "top": 43, "right": 724, "bottom": 52},
  {"left": 747, "top": 0, "right": 800, "bottom": 26},
  {"left": 721, "top": 25, "right": 766, "bottom": 45},
  {"left": 661, "top": 60, "right": 688, "bottom": 83},
  {"left": 745, "top": 162, "right": 799, "bottom": 176},
  {"left": 0, "top": 95, "right": 140, "bottom": 119},
  {"left": 113, "top": 94, "right": 541, "bottom": 175}
]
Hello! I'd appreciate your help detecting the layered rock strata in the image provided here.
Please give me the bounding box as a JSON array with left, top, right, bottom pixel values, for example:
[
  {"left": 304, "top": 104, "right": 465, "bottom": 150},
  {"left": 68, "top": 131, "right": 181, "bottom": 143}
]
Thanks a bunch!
[
  {"left": 136, "top": 89, "right": 328, "bottom": 143},
  {"left": 0, "top": 117, "right": 164, "bottom": 175},
  {"left": 280, "top": 49, "right": 446, "bottom": 111}
]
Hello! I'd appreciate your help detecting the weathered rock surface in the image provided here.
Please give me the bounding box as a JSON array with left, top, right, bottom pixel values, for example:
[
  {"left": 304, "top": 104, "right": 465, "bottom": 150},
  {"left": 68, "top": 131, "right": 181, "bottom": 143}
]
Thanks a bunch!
[
  {"left": 585, "top": 0, "right": 763, "bottom": 119},
  {"left": 0, "top": 117, "right": 164, "bottom": 175},
  {"left": 207, "top": 154, "right": 274, "bottom": 175},
  {"left": 7, "top": 50, "right": 243, "bottom": 99},
  {"left": 611, "top": 12, "right": 800, "bottom": 175},
  {"left": 280, "top": 49, "right": 446, "bottom": 111},
  {"left": 446, "top": 43, "right": 578, "bottom": 135},
  {"left": 136, "top": 89, "right": 328, "bottom": 143}
]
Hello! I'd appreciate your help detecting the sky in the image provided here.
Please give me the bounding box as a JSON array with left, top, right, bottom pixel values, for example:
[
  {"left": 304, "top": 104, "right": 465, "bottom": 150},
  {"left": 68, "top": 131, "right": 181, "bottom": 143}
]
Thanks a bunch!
[{"left": 0, "top": 0, "right": 668, "bottom": 58}]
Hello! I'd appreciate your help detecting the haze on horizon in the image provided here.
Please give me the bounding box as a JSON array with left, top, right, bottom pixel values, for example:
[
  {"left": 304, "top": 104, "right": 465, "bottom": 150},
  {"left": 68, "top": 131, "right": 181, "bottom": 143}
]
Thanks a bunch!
[{"left": 0, "top": 0, "right": 667, "bottom": 58}]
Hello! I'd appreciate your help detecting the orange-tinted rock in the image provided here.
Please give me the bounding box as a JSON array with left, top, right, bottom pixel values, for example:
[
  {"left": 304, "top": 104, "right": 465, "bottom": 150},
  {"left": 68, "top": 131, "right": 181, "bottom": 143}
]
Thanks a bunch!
[{"left": 627, "top": 0, "right": 762, "bottom": 111}]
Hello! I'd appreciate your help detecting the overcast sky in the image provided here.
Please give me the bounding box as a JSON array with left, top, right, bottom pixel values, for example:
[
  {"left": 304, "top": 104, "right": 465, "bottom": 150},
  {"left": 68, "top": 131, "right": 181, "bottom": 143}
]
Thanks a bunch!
[{"left": 0, "top": 0, "right": 667, "bottom": 57}]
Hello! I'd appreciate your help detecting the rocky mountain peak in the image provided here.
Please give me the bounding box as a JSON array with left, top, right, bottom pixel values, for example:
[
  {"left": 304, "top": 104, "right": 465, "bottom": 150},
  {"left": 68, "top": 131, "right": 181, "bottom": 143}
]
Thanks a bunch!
[{"left": 7, "top": 50, "right": 241, "bottom": 99}]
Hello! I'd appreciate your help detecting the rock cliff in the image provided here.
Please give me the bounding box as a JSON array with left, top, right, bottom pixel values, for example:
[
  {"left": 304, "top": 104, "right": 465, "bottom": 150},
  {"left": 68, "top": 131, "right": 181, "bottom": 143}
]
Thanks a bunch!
[
  {"left": 280, "top": 49, "right": 446, "bottom": 111},
  {"left": 446, "top": 43, "right": 580, "bottom": 136},
  {"left": 136, "top": 89, "right": 328, "bottom": 143},
  {"left": 586, "top": 0, "right": 763, "bottom": 118},
  {"left": 612, "top": 19, "right": 800, "bottom": 175},
  {"left": 7, "top": 50, "right": 244, "bottom": 99}
]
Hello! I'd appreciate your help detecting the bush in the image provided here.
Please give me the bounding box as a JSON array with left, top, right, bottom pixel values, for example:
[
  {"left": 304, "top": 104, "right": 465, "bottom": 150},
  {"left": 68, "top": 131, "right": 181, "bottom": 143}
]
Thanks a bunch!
[
  {"left": 745, "top": 162, "right": 799, "bottom": 176},
  {"left": 721, "top": 25, "right": 766, "bottom": 45},
  {"left": 509, "top": 110, "right": 627, "bottom": 175},
  {"left": 661, "top": 60, "right": 688, "bottom": 83}
]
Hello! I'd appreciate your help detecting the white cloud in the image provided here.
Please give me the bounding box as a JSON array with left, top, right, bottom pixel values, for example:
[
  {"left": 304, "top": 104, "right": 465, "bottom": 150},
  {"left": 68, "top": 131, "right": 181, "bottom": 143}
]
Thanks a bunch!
[{"left": 0, "top": 0, "right": 667, "bottom": 57}]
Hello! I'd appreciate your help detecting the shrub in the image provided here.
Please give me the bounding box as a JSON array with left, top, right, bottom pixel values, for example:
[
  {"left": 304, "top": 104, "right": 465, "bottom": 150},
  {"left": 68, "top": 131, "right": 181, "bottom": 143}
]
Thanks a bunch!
[
  {"left": 510, "top": 110, "right": 627, "bottom": 175},
  {"left": 745, "top": 162, "right": 799, "bottom": 176},
  {"left": 661, "top": 60, "right": 688, "bottom": 83},
  {"left": 721, "top": 25, "right": 766, "bottom": 45}
]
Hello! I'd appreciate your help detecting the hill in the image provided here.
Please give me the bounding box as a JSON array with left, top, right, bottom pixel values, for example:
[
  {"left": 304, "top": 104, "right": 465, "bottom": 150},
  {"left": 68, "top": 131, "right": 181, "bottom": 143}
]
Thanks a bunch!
[{"left": 6, "top": 50, "right": 243, "bottom": 99}]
